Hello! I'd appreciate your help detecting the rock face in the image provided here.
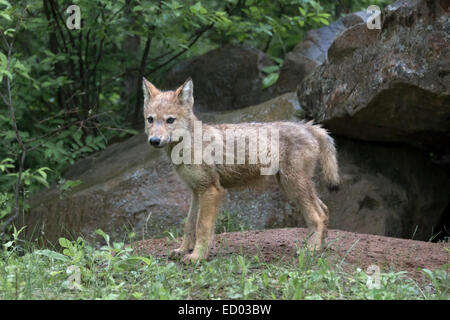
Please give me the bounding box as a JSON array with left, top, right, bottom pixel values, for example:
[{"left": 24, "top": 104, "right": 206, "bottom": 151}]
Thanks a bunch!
[
  {"left": 275, "top": 11, "right": 371, "bottom": 95},
  {"left": 298, "top": 0, "right": 450, "bottom": 151},
  {"left": 22, "top": 91, "right": 449, "bottom": 245},
  {"left": 323, "top": 138, "right": 449, "bottom": 240},
  {"left": 162, "top": 44, "right": 274, "bottom": 112}
]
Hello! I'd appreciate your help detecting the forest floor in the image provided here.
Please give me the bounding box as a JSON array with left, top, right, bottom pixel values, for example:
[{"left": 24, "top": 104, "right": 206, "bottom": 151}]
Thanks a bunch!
[
  {"left": 133, "top": 228, "right": 449, "bottom": 283},
  {"left": 2, "top": 227, "right": 448, "bottom": 299}
]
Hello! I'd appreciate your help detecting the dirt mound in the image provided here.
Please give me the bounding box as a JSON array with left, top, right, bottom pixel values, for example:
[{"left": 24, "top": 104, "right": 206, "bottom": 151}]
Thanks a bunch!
[{"left": 133, "top": 228, "right": 449, "bottom": 281}]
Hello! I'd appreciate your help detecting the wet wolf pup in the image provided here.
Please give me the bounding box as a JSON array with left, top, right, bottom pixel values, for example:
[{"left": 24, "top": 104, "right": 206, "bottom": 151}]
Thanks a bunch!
[{"left": 142, "top": 77, "right": 339, "bottom": 263}]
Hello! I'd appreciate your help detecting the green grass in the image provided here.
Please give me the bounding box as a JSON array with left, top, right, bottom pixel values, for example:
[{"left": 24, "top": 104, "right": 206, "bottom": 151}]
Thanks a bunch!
[
  {"left": 127, "top": 209, "right": 251, "bottom": 244},
  {"left": 215, "top": 210, "right": 250, "bottom": 234},
  {"left": 0, "top": 227, "right": 448, "bottom": 300}
]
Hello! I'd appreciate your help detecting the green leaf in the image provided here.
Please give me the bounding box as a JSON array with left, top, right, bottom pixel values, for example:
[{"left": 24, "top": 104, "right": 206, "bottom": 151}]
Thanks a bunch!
[
  {"left": 0, "top": 0, "right": 11, "bottom": 8},
  {"left": 421, "top": 268, "right": 434, "bottom": 281},
  {"left": 190, "top": 2, "right": 203, "bottom": 14},
  {"left": 133, "top": 256, "right": 152, "bottom": 265},
  {"left": 35, "top": 249, "right": 70, "bottom": 261},
  {"left": 58, "top": 237, "right": 72, "bottom": 248},
  {"left": 261, "top": 65, "right": 279, "bottom": 74},
  {"left": 279, "top": 273, "right": 288, "bottom": 283},
  {"left": 4, "top": 28, "right": 14, "bottom": 36},
  {"left": 114, "top": 256, "right": 152, "bottom": 271},
  {"left": 0, "top": 11, "right": 11, "bottom": 21},
  {"left": 37, "top": 167, "right": 51, "bottom": 179},
  {"left": 0, "top": 69, "right": 12, "bottom": 80},
  {"left": 62, "top": 179, "right": 82, "bottom": 191},
  {"left": 262, "top": 72, "right": 279, "bottom": 89},
  {"left": 0, "top": 158, "right": 14, "bottom": 172},
  {"left": 0, "top": 51, "right": 6, "bottom": 66},
  {"left": 270, "top": 56, "right": 284, "bottom": 65},
  {"left": 33, "top": 175, "right": 49, "bottom": 187},
  {"left": 318, "top": 13, "right": 331, "bottom": 18},
  {"left": 3, "top": 241, "right": 13, "bottom": 248},
  {"left": 298, "top": 7, "right": 306, "bottom": 16},
  {"left": 62, "top": 248, "right": 73, "bottom": 257},
  {"left": 95, "top": 229, "right": 110, "bottom": 246},
  {"left": 319, "top": 17, "right": 329, "bottom": 25}
]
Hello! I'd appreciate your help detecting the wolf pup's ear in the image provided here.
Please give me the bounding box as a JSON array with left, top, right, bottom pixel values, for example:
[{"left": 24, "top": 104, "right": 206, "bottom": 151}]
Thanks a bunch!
[
  {"left": 142, "top": 77, "right": 160, "bottom": 103},
  {"left": 175, "top": 77, "right": 193, "bottom": 107}
]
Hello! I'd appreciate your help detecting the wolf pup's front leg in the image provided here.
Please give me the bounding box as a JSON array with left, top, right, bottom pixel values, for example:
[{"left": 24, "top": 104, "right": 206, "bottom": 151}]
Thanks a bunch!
[
  {"left": 182, "top": 185, "right": 224, "bottom": 263},
  {"left": 170, "top": 191, "right": 199, "bottom": 258}
]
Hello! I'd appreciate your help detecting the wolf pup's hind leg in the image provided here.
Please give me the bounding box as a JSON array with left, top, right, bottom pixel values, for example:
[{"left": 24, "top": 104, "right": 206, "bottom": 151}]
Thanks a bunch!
[{"left": 277, "top": 170, "right": 328, "bottom": 251}]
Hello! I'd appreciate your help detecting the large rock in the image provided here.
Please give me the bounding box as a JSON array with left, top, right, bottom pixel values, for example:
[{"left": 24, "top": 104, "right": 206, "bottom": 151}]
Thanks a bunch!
[
  {"left": 275, "top": 11, "right": 371, "bottom": 94},
  {"left": 21, "top": 92, "right": 449, "bottom": 245},
  {"left": 298, "top": 0, "right": 450, "bottom": 151},
  {"left": 321, "top": 138, "right": 449, "bottom": 240},
  {"left": 162, "top": 44, "right": 274, "bottom": 112}
]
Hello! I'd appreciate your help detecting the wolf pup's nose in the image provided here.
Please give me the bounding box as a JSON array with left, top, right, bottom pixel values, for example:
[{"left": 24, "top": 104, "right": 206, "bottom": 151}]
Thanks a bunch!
[{"left": 149, "top": 137, "right": 161, "bottom": 146}]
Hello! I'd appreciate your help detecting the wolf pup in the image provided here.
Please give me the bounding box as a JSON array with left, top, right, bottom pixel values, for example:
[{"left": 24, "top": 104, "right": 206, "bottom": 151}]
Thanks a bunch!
[{"left": 142, "top": 77, "right": 339, "bottom": 263}]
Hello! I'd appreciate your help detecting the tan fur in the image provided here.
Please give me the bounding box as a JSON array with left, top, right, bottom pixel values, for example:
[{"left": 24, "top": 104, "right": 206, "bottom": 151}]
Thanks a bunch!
[{"left": 142, "top": 78, "right": 340, "bottom": 263}]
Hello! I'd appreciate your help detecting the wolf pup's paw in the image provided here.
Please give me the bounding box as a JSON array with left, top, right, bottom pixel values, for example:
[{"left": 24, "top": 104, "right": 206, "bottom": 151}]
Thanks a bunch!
[
  {"left": 169, "top": 247, "right": 189, "bottom": 260},
  {"left": 181, "top": 253, "right": 203, "bottom": 264}
]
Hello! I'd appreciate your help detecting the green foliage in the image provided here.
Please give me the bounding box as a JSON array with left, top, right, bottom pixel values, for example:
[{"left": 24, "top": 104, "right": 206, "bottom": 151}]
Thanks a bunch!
[
  {"left": 57, "top": 179, "right": 83, "bottom": 198},
  {"left": 0, "top": 192, "right": 12, "bottom": 220},
  {"left": 262, "top": 63, "right": 282, "bottom": 89},
  {"left": 215, "top": 210, "right": 248, "bottom": 233},
  {"left": 420, "top": 267, "right": 449, "bottom": 297},
  {"left": 0, "top": 230, "right": 448, "bottom": 299}
]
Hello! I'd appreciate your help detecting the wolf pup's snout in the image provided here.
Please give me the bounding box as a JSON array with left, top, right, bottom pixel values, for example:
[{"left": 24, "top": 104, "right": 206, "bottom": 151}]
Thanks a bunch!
[{"left": 149, "top": 136, "right": 161, "bottom": 146}]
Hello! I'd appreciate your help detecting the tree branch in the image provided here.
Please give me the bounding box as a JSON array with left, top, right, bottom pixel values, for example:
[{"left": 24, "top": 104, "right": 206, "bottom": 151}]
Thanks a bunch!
[
  {"left": 133, "top": 35, "right": 152, "bottom": 121},
  {"left": 144, "top": 23, "right": 213, "bottom": 77}
]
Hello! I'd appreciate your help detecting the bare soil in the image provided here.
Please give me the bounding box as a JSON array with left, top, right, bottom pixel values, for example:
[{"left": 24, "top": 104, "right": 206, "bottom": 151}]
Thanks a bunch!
[{"left": 133, "top": 228, "right": 449, "bottom": 281}]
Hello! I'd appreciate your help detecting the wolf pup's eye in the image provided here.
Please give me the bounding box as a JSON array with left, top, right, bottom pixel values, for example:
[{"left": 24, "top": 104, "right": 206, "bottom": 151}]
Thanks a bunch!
[
  {"left": 147, "top": 116, "right": 153, "bottom": 124},
  {"left": 166, "top": 117, "right": 175, "bottom": 124}
]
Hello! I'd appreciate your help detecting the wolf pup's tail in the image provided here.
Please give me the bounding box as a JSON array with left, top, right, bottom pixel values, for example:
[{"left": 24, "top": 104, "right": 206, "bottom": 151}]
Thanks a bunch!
[{"left": 308, "top": 122, "right": 340, "bottom": 191}]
